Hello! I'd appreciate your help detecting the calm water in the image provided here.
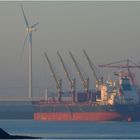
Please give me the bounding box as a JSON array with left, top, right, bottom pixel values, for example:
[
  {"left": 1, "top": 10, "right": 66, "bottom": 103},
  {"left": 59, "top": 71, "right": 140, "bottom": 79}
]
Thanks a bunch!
[{"left": 0, "top": 120, "right": 140, "bottom": 139}]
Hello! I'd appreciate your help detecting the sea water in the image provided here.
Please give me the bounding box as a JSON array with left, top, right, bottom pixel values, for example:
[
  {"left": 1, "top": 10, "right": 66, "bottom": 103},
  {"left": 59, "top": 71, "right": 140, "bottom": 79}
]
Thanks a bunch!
[{"left": 0, "top": 120, "right": 140, "bottom": 139}]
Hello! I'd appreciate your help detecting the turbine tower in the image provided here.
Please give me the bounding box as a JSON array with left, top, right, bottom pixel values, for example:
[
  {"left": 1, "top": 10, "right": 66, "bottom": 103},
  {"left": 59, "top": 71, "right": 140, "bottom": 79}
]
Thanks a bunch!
[{"left": 21, "top": 5, "right": 39, "bottom": 99}]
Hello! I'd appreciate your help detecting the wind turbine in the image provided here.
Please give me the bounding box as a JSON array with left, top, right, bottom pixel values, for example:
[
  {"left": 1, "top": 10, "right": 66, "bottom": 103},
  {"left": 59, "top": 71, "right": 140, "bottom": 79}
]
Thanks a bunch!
[{"left": 21, "top": 5, "right": 39, "bottom": 99}]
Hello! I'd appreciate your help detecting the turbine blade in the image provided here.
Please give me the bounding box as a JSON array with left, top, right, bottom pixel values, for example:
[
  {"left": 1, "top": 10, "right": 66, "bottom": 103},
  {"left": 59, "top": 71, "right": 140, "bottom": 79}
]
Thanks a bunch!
[
  {"left": 31, "top": 22, "right": 39, "bottom": 28},
  {"left": 20, "top": 32, "right": 29, "bottom": 61},
  {"left": 29, "top": 32, "right": 32, "bottom": 48},
  {"left": 23, "top": 32, "right": 29, "bottom": 49},
  {"left": 21, "top": 5, "right": 29, "bottom": 28}
]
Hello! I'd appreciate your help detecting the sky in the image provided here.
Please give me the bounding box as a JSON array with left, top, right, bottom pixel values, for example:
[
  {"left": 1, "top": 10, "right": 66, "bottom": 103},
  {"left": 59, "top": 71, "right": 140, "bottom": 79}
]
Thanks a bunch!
[{"left": 0, "top": 1, "right": 140, "bottom": 99}]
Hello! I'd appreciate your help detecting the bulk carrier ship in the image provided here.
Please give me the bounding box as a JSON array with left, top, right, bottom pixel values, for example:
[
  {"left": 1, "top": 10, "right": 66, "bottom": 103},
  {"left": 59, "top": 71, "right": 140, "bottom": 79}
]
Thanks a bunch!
[{"left": 33, "top": 54, "right": 140, "bottom": 122}]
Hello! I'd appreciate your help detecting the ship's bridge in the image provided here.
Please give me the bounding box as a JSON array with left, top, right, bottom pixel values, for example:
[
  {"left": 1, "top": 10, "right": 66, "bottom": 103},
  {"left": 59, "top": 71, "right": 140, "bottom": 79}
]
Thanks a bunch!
[
  {"left": 121, "top": 77, "right": 131, "bottom": 91},
  {"left": 120, "top": 77, "right": 139, "bottom": 104}
]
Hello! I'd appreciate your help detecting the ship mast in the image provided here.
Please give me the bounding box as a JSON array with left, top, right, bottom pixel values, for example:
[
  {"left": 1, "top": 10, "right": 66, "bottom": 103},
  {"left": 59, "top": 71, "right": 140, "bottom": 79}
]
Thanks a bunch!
[
  {"left": 57, "top": 51, "right": 76, "bottom": 103},
  {"left": 44, "top": 52, "right": 62, "bottom": 102}
]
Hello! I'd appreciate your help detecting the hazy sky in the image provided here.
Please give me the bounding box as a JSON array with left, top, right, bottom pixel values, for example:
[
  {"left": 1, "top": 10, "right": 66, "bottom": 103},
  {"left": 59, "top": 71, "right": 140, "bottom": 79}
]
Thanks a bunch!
[{"left": 0, "top": 1, "right": 140, "bottom": 99}]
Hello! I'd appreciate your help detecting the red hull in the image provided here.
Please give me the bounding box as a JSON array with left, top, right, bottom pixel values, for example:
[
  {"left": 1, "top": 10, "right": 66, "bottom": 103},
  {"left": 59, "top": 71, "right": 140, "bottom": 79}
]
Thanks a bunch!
[{"left": 34, "top": 112, "right": 123, "bottom": 121}]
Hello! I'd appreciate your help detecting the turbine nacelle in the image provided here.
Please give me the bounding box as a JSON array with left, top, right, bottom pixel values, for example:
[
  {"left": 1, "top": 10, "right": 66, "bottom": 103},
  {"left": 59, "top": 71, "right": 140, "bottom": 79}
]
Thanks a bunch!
[{"left": 26, "top": 27, "right": 37, "bottom": 32}]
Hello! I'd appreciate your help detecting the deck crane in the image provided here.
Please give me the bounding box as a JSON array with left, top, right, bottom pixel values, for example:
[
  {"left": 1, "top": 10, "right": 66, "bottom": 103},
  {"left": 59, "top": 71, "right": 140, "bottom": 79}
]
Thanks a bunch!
[
  {"left": 99, "top": 59, "right": 140, "bottom": 86},
  {"left": 69, "top": 51, "right": 89, "bottom": 97},
  {"left": 44, "top": 52, "right": 62, "bottom": 102},
  {"left": 57, "top": 51, "right": 76, "bottom": 103},
  {"left": 83, "top": 49, "right": 101, "bottom": 89}
]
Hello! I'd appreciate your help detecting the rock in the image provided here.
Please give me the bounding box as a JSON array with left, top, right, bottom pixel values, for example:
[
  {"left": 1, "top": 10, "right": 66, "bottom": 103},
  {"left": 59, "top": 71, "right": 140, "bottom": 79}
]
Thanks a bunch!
[{"left": 0, "top": 128, "right": 40, "bottom": 139}]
